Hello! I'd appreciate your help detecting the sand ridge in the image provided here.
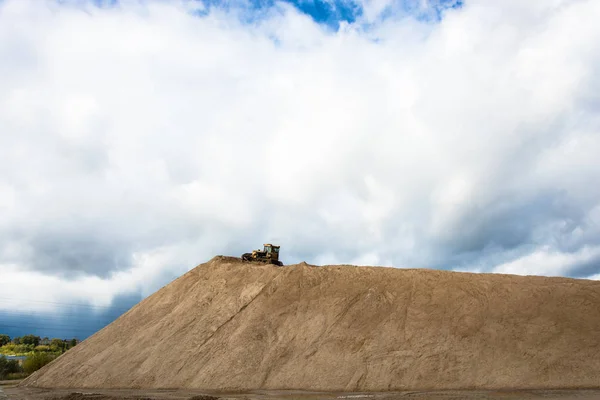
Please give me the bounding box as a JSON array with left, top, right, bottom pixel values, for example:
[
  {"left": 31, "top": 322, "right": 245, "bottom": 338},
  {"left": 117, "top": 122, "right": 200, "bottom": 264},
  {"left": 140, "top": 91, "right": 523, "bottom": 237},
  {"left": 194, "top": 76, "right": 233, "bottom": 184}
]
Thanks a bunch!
[{"left": 20, "top": 256, "right": 600, "bottom": 391}]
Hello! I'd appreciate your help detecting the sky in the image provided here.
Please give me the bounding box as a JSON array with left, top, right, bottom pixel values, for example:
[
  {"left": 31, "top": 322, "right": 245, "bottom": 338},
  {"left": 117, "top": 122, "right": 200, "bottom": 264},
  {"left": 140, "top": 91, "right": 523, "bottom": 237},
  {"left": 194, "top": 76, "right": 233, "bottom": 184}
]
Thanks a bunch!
[{"left": 1, "top": 0, "right": 600, "bottom": 340}]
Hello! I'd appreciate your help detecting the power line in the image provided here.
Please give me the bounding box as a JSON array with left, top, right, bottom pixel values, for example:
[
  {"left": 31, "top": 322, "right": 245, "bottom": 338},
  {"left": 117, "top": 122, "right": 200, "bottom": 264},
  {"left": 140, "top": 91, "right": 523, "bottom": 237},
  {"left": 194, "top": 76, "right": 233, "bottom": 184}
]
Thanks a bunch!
[
  {"left": 0, "top": 319, "right": 117, "bottom": 328},
  {"left": 0, "top": 310, "right": 127, "bottom": 320},
  {"left": 0, "top": 297, "right": 136, "bottom": 337},
  {"left": 0, "top": 298, "right": 133, "bottom": 311},
  {"left": 0, "top": 321, "right": 108, "bottom": 329},
  {"left": 0, "top": 324, "right": 101, "bottom": 334},
  {"left": 0, "top": 297, "right": 134, "bottom": 312},
  {"left": 0, "top": 320, "right": 110, "bottom": 330}
]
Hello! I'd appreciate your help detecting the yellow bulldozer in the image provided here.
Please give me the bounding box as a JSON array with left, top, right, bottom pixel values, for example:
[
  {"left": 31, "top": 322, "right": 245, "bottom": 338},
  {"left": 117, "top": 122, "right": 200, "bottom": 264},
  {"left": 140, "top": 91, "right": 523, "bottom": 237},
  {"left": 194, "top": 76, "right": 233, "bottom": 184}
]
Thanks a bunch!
[{"left": 241, "top": 243, "right": 283, "bottom": 266}]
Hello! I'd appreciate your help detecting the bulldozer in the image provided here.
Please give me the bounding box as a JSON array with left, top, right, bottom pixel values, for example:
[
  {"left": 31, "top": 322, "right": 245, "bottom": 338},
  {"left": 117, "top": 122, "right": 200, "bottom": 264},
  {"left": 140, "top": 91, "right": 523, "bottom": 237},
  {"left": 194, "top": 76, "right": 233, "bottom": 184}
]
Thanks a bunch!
[{"left": 241, "top": 243, "right": 283, "bottom": 266}]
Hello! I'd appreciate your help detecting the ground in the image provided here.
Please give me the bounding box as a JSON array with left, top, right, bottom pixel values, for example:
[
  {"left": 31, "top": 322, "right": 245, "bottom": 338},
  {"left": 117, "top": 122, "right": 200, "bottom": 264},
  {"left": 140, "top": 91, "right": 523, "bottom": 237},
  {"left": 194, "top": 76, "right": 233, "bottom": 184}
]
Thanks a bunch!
[{"left": 3, "top": 383, "right": 600, "bottom": 400}]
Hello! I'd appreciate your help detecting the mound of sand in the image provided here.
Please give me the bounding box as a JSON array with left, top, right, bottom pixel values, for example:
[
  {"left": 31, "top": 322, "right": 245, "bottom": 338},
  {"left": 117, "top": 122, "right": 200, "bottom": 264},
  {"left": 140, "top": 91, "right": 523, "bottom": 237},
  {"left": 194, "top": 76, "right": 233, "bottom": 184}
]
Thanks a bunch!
[{"left": 21, "top": 256, "right": 600, "bottom": 391}]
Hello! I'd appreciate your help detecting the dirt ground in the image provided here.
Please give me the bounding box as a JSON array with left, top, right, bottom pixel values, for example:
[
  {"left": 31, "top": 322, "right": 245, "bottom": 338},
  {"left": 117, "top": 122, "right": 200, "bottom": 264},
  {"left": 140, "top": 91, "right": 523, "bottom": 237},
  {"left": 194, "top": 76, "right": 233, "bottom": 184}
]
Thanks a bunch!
[{"left": 4, "top": 385, "right": 600, "bottom": 400}]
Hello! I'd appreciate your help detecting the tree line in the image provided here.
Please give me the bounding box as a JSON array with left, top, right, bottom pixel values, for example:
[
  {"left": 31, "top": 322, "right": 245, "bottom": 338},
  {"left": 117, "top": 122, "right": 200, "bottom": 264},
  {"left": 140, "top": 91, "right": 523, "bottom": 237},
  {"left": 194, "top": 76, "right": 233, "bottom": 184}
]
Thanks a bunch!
[
  {"left": 0, "top": 333, "right": 80, "bottom": 381},
  {"left": 0, "top": 334, "right": 78, "bottom": 354}
]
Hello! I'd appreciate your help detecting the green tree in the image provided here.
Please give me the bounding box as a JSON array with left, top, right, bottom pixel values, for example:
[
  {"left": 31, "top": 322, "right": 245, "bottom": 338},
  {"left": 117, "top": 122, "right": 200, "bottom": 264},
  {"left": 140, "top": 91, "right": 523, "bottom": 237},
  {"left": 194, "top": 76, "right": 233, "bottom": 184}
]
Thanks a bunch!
[
  {"left": 0, "top": 334, "right": 10, "bottom": 346},
  {"left": 0, "top": 355, "right": 6, "bottom": 379},
  {"left": 20, "top": 335, "right": 41, "bottom": 347},
  {"left": 50, "top": 338, "right": 65, "bottom": 352},
  {"left": 69, "top": 338, "right": 78, "bottom": 348},
  {"left": 22, "top": 352, "right": 56, "bottom": 374},
  {"left": 0, "top": 355, "right": 22, "bottom": 379}
]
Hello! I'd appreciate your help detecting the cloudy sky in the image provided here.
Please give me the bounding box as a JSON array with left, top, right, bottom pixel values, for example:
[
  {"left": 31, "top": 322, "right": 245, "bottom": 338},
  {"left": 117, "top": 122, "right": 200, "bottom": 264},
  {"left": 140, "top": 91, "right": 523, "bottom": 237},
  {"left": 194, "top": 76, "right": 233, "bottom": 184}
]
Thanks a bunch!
[{"left": 1, "top": 0, "right": 599, "bottom": 340}]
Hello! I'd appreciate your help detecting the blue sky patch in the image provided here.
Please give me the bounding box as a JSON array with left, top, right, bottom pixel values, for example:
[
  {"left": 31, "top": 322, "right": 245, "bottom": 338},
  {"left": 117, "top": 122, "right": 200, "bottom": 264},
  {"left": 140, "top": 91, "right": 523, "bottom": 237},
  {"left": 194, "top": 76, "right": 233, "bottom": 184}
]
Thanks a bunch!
[{"left": 83, "top": 0, "right": 462, "bottom": 30}]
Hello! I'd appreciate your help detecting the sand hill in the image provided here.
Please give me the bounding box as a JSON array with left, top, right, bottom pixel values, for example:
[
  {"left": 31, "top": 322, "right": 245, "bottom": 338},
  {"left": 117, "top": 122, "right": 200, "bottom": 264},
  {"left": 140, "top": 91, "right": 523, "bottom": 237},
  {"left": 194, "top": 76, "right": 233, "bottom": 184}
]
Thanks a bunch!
[{"left": 21, "top": 256, "right": 600, "bottom": 391}]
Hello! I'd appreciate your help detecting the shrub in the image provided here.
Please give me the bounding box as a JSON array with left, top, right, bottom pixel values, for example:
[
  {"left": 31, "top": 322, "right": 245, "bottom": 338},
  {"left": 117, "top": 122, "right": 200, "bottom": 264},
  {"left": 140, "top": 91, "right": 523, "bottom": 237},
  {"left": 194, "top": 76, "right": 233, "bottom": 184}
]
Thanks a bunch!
[
  {"left": 22, "top": 352, "right": 56, "bottom": 374},
  {"left": 0, "top": 343, "right": 34, "bottom": 355},
  {"left": 0, "top": 355, "right": 22, "bottom": 379},
  {"left": 6, "top": 372, "right": 28, "bottom": 380},
  {"left": 0, "top": 355, "right": 7, "bottom": 379}
]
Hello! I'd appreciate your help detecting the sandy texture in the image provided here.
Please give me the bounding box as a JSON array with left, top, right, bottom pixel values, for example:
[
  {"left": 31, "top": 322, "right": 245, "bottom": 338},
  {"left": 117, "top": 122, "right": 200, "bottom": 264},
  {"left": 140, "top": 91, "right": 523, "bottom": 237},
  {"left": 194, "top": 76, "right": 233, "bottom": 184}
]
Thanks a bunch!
[{"left": 20, "top": 256, "right": 600, "bottom": 391}]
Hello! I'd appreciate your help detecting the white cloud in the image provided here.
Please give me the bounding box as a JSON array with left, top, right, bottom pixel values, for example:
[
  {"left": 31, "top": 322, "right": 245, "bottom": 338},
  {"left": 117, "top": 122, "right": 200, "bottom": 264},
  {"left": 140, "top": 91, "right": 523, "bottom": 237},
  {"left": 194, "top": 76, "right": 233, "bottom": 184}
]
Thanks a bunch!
[
  {"left": 0, "top": 243, "right": 206, "bottom": 312},
  {"left": 492, "top": 246, "right": 600, "bottom": 277},
  {"left": 1, "top": 0, "right": 600, "bottom": 312}
]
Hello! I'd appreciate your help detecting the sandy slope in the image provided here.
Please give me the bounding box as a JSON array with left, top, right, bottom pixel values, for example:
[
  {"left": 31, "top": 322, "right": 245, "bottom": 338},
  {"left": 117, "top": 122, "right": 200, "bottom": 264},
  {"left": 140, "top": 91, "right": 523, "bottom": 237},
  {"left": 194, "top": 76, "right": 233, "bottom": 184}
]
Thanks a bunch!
[{"left": 21, "top": 256, "right": 600, "bottom": 391}]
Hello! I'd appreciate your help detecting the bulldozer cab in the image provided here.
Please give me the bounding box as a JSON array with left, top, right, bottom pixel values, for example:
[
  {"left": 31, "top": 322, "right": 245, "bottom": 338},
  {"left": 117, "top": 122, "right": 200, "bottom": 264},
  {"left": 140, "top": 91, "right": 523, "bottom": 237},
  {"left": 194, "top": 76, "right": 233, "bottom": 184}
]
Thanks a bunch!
[{"left": 263, "top": 243, "right": 280, "bottom": 261}]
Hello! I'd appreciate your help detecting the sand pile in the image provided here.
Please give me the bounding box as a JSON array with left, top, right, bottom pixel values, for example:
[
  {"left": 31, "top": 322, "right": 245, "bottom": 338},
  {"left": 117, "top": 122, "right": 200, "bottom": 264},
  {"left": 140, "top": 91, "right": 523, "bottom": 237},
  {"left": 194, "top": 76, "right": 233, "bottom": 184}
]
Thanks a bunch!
[{"left": 21, "top": 256, "right": 600, "bottom": 391}]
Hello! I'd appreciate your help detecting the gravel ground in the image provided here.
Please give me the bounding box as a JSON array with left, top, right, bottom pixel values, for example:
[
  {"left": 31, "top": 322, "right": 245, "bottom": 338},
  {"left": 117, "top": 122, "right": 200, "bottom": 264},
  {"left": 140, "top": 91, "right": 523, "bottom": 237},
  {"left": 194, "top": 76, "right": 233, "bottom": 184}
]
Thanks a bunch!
[{"left": 4, "top": 387, "right": 600, "bottom": 400}]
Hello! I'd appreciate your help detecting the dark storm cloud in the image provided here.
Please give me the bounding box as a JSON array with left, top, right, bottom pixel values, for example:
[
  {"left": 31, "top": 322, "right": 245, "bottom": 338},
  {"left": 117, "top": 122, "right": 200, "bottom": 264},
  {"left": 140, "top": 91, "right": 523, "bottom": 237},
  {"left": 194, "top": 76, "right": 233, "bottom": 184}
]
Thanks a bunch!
[
  {"left": 0, "top": 292, "right": 143, "bottom": 340},
  {"left": 564, "top": 256, "right": 600, "bottom": 279},
  {"left": 26, "top": 233, "right": 133, "bottom": 278},
  {"left": 436, "top": 190, "right": 586, "bottom": 254}
]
